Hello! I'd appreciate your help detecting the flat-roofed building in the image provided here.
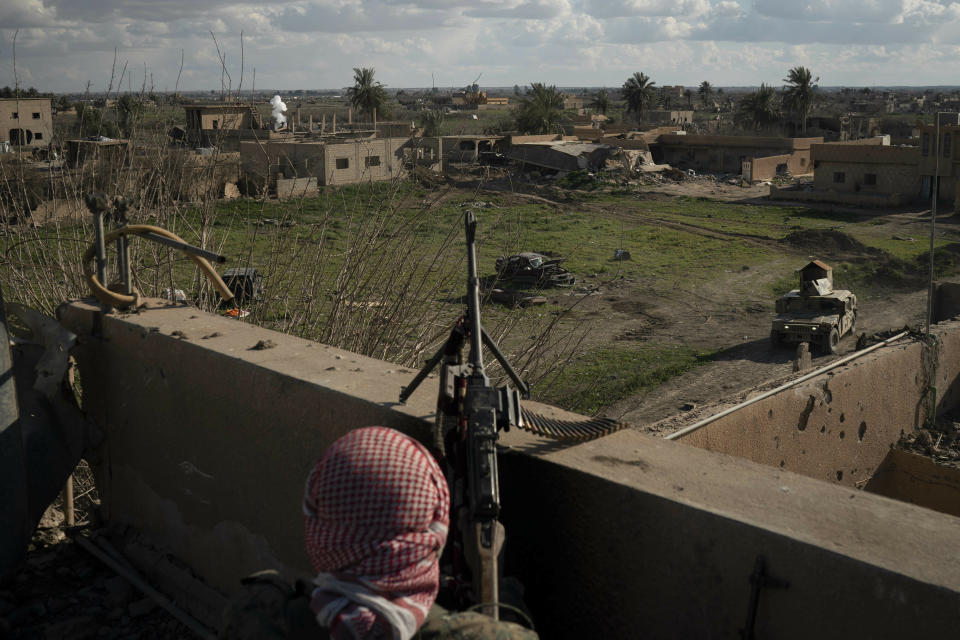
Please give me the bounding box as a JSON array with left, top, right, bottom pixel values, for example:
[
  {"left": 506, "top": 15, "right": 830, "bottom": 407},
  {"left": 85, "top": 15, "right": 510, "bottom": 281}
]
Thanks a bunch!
[
  {"left": 182, "top": 103, "right": 263, "bottom": 148},
  {"left": 240, "top": 137, "right": 409, "bottom": 195},
  {"left": 653, "top": 133, "right": 823, "bottom": 175},
  {"left": 0, "top": 98, "right": 53, "bottom": 147},
  {"left": 917, "top": 120, "right": 960, "bottom": 202}
]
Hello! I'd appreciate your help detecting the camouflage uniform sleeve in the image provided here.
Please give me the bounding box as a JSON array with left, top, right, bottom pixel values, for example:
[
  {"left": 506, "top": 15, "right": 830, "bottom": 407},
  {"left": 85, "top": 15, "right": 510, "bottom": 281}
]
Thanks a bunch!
[
  {"left": 219, "top": 571, "right": 329, "bottom": 640},
  {"left": 416, "top": 605, "right": 539, "bottom": 640}
]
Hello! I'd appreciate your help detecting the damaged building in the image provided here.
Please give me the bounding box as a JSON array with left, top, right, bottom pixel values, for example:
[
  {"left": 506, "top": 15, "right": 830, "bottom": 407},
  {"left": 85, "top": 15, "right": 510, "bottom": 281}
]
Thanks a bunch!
[
  {"left": 652, "top": 133, "right": 823, "bottom": 176},
  {"left": 239, "top": 137, "right": 409, "bottom": 197},
  {"left": 180, "top": 103, "right": 268, "bottom": 150},
  {"left": 507, "top": 139, "right": 615, "bottom": 173}
]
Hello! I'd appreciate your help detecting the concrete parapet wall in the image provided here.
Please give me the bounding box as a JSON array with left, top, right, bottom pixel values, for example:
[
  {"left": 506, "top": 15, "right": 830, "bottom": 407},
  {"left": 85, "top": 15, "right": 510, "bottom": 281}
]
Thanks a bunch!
[
  {"left": 866, "top": 449, "right": 960, "bottom": 517},
  {"left": 679, "top": 340, "right": 924, "bottom": 486},
  {"left": 59, "top": 301, "right": 960, "bottom": 639},
  {"left": 679, "top": 320, "right": 960, "bottom": 488}
]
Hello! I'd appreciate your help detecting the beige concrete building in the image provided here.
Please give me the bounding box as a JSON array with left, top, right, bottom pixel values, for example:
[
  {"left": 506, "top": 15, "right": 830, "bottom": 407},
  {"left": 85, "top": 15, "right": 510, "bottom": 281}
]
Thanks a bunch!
[
  {"left": 653, "top": 134, "right": 823, "bottom": 174},
  {"left": 769, "top": 139, "right": 924, "bottom": 206},
  {"left": 240, "top": 137, "right": 408, "bottom": 195},
  {"left": 660, "top": 85, "right": 686, "bottom": 99},
  {"left": 917, "top": 123, "right": 960, "bottom": 202},
  {"left": 562, "top": 94, "right": 585, "bottom": 111},
  {"left": 1, "top": 98, "right": 53, "bottom": 147},
  {"left": 811, "top": 144, "right": 920, "bottom": 198},
  {"left": 183, "top": 103, "right": 263, "bottom": 148}
]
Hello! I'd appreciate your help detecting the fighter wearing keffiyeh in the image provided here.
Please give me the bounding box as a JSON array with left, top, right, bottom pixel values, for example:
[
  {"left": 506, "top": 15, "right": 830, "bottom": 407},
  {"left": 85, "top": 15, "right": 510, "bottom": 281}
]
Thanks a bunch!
[
  {"left": 302, "top": 427, "right": 450, "bottom": 640},
  {"left": 219, "top": 427, "right": 536, "bottom": 640}
]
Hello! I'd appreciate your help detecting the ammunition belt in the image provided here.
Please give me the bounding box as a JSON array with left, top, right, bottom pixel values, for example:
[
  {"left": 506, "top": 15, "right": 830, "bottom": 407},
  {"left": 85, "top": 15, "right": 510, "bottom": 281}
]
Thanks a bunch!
[{"left": 519, "top": 409, "right": 630, "bottom": 441}]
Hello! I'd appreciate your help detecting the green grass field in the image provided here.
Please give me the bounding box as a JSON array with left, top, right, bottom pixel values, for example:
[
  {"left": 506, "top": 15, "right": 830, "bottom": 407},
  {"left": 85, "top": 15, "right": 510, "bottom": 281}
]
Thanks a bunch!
[{"left": 6, "top": 177, "right": 959, "bottom": 413}]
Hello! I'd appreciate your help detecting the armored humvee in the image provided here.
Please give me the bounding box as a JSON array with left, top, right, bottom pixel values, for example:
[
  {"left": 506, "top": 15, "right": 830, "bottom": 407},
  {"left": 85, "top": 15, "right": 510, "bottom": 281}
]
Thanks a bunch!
[{"left": 770, "top": 260, "right": 857, "bottom": 355}]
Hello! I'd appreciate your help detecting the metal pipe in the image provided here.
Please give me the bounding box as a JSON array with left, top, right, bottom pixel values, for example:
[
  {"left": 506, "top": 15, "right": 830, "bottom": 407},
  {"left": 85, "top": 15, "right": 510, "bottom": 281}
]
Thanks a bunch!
[
  {"left": 62, "top": 475, "right": 75, "bottom": 527},
  {"left": 464, "top": 211, "right": 484, "bottom": 373},
  {"left": 926, "top": 114, "right": 942, "bottom": 336},
  {"left": 75, "top": 535, "right": 217, "bottom": 640},
  {"left": 140, "top": 231, "right": 226, "bottom": 263},
  {"left": 93, "top": 212, "right": 107, "bottom": 285},
  {"left": 117, "top": 235, "right": 132, "bottom": 295},
  {"left": 665, "top": 331, "right": 911, "bottom": 441}
]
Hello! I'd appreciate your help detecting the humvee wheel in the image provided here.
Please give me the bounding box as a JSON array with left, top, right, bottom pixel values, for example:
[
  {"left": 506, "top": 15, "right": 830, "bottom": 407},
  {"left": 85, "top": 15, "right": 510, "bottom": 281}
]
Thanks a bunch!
[
  {"left": 827, "top": 327, "right": 840, "bottom": 355},
  {"left": 770, "top": 330, "right": 783, "bottom": 347}
]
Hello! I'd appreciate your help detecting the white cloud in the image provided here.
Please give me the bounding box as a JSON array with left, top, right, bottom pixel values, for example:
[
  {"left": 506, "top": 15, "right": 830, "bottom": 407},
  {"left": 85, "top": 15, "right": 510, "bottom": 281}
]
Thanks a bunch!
[
  {"left": 584, "top": 0, "right": 712, "bottom": 18},
  {"left": 464, "top": 0, "right": 571, "bottom": 19},
  {"left": 2, "top": 0, "right": 960, "bottom": 91}
]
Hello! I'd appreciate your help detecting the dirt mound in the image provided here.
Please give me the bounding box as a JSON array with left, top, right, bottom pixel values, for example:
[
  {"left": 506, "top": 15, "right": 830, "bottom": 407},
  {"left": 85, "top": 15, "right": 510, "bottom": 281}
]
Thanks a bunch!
[{"left": 781, "top": 229, "right": 880, "bottom": 256}]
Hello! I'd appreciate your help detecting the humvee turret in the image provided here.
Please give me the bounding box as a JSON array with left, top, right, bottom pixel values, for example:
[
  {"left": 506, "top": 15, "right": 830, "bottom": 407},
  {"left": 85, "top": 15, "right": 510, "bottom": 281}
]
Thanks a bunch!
[{"left": 770, "top": 260, "right": 857, "bottom": 355}]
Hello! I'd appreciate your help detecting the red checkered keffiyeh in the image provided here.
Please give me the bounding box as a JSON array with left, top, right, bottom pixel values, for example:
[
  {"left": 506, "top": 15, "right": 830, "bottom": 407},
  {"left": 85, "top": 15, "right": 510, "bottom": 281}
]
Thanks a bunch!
[{"left": 303, "top": 427, "right": 450, "bottom": 640}]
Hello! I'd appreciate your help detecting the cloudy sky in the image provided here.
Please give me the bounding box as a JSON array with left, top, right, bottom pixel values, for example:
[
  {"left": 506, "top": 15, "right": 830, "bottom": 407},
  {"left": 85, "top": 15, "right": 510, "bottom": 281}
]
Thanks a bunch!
[{"left": 1, "top": 0, "right": 959, "bottom": 93}]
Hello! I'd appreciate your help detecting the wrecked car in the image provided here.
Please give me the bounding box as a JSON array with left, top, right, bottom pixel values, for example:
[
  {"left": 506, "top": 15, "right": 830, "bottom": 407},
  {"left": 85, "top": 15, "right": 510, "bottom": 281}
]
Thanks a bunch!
[{"left": 494, "top": 252, "right": 576, "bottom": 288}]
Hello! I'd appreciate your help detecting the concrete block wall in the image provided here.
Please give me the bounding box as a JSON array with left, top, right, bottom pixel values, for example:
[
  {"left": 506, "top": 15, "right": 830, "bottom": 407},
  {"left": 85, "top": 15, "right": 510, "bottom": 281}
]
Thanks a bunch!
[
  {"left": 748, "top": 153, "right": 794, "bottom": 181},
  {"left": 679, "top": 340, "right": 923, "bottom": 487},
  {"left": 769, "top": 186, "right": 908, "bottom": 207},
  {"left": 866, "top": 449, "right": 960, "bottom": 517},
  {"left": 276, "top": 177, "right": 318, "bottom": 200},
  {"left": 679, "top": 319, "right": 960, "bottom": 489},
  {"left": 59, "top": 300, "right": 960, "bottom": 639}
]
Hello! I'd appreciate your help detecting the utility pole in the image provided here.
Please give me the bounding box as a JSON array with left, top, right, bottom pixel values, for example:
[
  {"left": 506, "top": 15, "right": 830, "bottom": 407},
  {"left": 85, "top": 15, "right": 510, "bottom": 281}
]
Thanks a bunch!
[{"left": 926, "top": 113, "right": 943, "bottom": 335}]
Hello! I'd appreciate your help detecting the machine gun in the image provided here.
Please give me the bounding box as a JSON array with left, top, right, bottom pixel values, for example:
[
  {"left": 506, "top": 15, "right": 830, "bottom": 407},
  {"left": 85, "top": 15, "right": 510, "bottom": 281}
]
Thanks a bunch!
[
  {"left": 401, "top": 210, "right": 526, "bottom": 619},
  {"left": 400, "top": 211, "right": 630, "bottom": 620}
]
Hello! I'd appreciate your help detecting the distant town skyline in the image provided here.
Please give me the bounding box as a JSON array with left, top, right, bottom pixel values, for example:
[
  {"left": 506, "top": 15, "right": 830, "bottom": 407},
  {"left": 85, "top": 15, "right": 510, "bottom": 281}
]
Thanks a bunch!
[{"left": 2, "top": 1, "right": 960, "bottom": 93}]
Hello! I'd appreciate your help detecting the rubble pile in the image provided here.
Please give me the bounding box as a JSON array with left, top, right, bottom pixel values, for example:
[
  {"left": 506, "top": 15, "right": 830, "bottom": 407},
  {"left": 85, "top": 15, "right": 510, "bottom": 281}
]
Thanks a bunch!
[
  {"left": 1, "top": 510, "right": 191, "bottom": 639},
  {"left": 897, "top": 413, "right": 960, "bottom": 470}
]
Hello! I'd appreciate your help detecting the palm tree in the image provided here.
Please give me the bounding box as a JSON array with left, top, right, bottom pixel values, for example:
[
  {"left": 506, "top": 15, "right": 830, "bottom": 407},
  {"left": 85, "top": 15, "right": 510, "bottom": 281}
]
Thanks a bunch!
[
  {"left": 347, "top": 67, "right": 390, "bottom": 121},
  {"left": 622, "top": 72, "right": 656, "bottom": 123},
  {"left": 419, "top": 109, "right": 444, "bottom": 137},
  {"left": 684, "top": 89, "right": 693, "bottom": 109},
  {"left": 514, "top": 82, "right": 564, "bottom": 134},
  {"left": 660, "top": 88, "right": 673, "bottom": 110},
  {"left": 736, "top": 83, "right": 780, "bottom": 132},
  {"left": 782, "top": 66, "right": 819, "bottom": 134},
  {"left": 589, "top": 88, "right": 610, "bottom": 115},
  {"left": 698, "top": 81, "right": 713, "bottom": 108}
]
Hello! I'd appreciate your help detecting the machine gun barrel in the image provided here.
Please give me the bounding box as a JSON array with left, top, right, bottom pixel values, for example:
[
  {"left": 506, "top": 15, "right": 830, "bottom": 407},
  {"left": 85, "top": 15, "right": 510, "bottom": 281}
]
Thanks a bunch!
[{"left": 464, "top": 210, "right": 485, "bottom": 374}]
